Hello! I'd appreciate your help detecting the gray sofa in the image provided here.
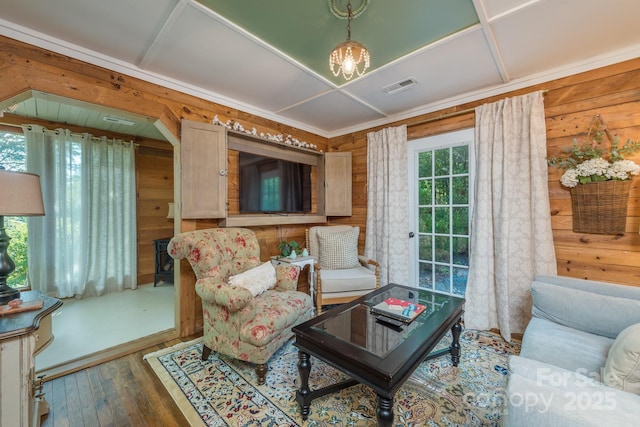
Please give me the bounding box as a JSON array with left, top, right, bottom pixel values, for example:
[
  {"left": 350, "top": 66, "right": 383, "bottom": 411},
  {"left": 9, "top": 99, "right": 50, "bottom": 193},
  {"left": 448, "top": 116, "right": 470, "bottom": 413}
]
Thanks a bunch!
[{"left": 505, "top": 275, "right": 640, "bottom": 426}]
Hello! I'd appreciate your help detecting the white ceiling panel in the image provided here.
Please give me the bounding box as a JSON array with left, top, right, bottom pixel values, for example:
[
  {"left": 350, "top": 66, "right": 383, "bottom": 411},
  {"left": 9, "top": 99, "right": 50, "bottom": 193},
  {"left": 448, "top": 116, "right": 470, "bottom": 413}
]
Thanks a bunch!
[
  {"left": 346, "top": 29, "right": 504, "bottom": 116},
  {"left": 278, "top": 91, "right": 386, "bottom": 133},
  {"left": 482, "top": 0, "right": 533, "bottom": 18},
  {"left": 142, "top": 4, "right": 333, "bottom": 114},
  {"left": 492, "top": 0, "right": 640, "bottom": 79},
  {"left": 2, "top": 0, "right": 640, "bottom": 136},
  {"left": 0, "top": 0, "right": 178, "bottom": 64}
]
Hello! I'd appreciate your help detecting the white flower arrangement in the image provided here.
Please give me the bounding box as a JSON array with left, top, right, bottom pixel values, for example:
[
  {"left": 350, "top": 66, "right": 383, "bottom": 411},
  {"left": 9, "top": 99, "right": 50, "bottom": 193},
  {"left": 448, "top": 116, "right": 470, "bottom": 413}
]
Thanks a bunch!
[{"left": 548, "top": 115, "right": 640, "bottom": 188}]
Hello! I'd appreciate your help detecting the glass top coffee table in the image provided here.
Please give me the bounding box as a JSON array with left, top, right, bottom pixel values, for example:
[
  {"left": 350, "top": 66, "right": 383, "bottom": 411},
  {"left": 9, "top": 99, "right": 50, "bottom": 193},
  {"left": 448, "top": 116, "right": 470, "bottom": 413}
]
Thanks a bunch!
[{"left": 292, "top": 283, "right": 465, "bottom": 427}]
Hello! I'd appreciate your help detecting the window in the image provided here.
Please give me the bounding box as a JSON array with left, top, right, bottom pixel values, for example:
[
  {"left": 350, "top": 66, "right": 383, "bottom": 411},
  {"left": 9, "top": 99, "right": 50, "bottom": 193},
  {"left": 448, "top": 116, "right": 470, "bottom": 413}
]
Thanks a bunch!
[
  {"left": 408, "top": 129, "right": 474, "bottom": 297},
  {"left": 0, "top": 131, "right": 29, "bottom": 288}
]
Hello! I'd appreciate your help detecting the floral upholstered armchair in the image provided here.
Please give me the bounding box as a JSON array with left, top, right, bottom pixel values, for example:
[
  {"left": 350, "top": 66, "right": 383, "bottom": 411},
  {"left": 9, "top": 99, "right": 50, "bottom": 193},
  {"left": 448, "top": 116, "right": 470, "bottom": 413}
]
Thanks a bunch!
[{"left": 168, "top": 228, "right": 313, "bottom": 385}]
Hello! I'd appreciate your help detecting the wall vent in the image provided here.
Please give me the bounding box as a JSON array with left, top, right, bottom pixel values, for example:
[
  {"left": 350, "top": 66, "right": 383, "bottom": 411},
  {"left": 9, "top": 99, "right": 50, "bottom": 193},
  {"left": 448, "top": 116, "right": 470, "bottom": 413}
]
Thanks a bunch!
[
  {"left": 103, "top": 116, "right": 135, "bottom": 126},
  {"left": 383, "top": 78, "right": 418, "bottom": 95}
]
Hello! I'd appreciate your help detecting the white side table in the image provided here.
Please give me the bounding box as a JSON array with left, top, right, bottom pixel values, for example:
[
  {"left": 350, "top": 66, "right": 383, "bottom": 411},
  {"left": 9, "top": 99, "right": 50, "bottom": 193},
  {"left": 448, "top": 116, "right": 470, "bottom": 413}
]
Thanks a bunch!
[{"left": 270, "top": 256, "right": 315, "bottom": 299}]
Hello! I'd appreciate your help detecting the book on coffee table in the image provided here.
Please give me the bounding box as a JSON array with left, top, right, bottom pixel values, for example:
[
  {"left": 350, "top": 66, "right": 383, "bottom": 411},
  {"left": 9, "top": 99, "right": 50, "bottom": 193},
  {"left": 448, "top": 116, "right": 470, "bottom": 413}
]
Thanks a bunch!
[{"left": 370, "top": 297, "right": 426, "bottom": 324}]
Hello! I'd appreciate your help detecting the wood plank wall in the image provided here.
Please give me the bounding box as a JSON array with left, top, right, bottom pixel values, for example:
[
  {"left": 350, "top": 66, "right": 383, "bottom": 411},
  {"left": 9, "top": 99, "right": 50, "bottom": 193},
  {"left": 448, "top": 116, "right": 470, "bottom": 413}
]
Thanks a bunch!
[
  {"left": 0, "top": 36, "right": 329, "bottom": 337},
  {"left": 331, "top": 58, "right": 640, "bottom": 288},
  {"left": 136, "top": 145, "right": 174, "bottom": 284},
  {"left": 2, "top": 36, "right": 638, "bottom": 339}
]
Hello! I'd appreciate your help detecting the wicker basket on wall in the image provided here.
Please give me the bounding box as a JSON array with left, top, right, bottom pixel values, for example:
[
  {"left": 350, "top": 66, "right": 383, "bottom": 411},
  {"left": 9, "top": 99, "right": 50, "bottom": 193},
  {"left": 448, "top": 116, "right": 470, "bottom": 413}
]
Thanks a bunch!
[{"left": 570, "top": 180, "right": 631, "bottom": 235}]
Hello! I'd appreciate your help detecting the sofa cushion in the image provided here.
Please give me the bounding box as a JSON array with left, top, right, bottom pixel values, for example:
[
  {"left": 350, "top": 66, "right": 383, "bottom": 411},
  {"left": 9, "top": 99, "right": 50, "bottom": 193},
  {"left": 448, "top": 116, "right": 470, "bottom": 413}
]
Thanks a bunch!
[
  {"left": 531, "top": 280, "right": 640, "bottom": 339},
  {"left": 228, "top": 261, "right": 276, "bottom": 296},
  {"left": 317, "top": 226, "right": 359, "bottom": 269},
  {"left": 604, "top": 322, "right": 640, "bottom": 395},
  {"left": 320, "top": 265, "right": 377, "bottom": 293},
  {"left": 520, "top": 317, "right": 613, "bottom": 380}
]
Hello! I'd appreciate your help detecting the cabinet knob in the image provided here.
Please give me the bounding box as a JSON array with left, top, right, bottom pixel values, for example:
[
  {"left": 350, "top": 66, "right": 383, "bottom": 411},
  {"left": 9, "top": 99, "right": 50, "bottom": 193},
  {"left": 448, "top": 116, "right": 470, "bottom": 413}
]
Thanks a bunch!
[{"left": 219, "top": 170, "right": 228, "bottom": 176}]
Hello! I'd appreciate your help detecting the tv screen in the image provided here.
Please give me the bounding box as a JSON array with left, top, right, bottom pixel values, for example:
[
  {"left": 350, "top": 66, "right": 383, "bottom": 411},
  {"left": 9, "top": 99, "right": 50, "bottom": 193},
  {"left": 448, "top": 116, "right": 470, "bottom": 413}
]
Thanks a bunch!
[{"left": 239, "top": 152, "right": 312, "bottom": 213}]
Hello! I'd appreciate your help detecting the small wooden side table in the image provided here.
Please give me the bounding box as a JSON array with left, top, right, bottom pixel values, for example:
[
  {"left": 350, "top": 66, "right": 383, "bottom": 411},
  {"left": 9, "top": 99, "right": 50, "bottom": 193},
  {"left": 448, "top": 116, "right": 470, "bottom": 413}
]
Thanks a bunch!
[{"left": 0, "top": 291, "right": 62, "bottom": 427}]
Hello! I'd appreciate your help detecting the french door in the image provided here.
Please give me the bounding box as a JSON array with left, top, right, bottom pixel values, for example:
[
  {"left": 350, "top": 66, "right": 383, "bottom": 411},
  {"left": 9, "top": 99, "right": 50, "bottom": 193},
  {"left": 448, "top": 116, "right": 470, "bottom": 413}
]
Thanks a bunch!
[{"left": 407, "top": 128, "right": 474, "bottom": 297}]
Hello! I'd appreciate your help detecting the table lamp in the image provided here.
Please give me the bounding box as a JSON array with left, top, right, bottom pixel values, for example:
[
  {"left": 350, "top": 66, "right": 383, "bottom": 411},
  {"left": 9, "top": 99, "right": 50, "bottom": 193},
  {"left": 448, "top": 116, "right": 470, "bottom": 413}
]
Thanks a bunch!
[{"left": 0, "top": 169, "right": 45, "bottom": 305}]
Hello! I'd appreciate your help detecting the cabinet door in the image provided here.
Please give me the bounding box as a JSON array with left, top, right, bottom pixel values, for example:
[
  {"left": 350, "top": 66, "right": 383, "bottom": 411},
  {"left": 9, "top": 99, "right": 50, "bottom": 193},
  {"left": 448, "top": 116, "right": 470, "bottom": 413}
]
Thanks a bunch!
[
  {"left": 180, "top": 120, "right": 227, "bottom": 218},
  {"left": 325, "top": 152, "right": 352, "bottom": 216}
]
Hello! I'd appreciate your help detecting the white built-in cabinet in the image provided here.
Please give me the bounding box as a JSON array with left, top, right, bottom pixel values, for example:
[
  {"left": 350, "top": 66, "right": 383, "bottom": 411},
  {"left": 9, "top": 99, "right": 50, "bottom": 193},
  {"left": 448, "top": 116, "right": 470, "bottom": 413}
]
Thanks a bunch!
[
  {"left": 324, "top": 152, "right": 352, "bottom": 216},
  {"left": 180, "top": 120, "right": 227, "bottom": 218},
  {"left": 179, "top": 120, "right": 352, "bottom": 224}
]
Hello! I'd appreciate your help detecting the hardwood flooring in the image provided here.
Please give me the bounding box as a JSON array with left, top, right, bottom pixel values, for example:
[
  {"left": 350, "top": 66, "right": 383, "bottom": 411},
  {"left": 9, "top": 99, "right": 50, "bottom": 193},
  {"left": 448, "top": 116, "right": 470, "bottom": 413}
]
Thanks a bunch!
[{"left": 40, "top": 335, "right": 200, "bottom": 427}]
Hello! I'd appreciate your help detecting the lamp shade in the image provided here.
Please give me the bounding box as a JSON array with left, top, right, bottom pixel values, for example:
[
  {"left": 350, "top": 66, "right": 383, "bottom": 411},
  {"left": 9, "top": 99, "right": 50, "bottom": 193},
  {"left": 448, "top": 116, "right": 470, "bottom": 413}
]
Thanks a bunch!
[{"left": 0, "top": 170, "right": 45, "bottom": 216}]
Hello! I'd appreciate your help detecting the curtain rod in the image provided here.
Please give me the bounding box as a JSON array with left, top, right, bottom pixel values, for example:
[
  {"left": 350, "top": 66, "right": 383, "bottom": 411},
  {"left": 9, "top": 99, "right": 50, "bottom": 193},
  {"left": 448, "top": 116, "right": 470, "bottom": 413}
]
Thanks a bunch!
[
  {"left": 26, "top": 125, "right": 137, "bottom": 146},
  {"left": 0, "top": 121, "right": 138, "bottom": 147},
  {"left": 408, "top": 90, "right": 548, "bottom": 128}
]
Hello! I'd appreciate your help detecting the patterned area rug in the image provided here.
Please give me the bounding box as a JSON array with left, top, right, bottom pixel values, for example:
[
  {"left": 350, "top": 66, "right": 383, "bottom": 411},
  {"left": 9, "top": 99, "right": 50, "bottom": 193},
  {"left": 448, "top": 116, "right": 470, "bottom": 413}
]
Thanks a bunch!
[{"left": 144, "top": 330, "right": 520, "bottom": 426}]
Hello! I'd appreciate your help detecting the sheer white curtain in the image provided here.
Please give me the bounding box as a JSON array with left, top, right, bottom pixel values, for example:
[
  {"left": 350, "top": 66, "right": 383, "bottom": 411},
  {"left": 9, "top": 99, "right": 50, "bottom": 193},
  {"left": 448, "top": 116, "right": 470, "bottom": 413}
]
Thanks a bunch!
[
  {"left": 465, "top": 91, "right": 557, "bottom": 342},
  {"left": 365, "top": 125, "right": 409, "bottom": 286},
  {"left": 24, "top": 125, "right": 137, "bottom": 298}
]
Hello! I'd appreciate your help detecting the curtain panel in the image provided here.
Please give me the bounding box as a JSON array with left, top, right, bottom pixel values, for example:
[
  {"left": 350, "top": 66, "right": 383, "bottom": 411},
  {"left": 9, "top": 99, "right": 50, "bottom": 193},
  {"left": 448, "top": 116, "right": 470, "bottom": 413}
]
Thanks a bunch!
[
  {"left": 24, "top": 125, "right": 137, "bottom": 298},
  {"left": 365, "top": 125, "right": 409, "bottom": 287},
  {"left": 465, "top": 91, "right": 557, "bottom": 342}
]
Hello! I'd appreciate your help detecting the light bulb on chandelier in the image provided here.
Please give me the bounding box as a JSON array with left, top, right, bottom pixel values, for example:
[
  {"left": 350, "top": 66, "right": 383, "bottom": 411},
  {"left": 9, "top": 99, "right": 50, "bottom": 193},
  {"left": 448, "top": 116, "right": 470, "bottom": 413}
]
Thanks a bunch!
[{"left": 329, "top": 1, "right": 370, "bottom": 81}]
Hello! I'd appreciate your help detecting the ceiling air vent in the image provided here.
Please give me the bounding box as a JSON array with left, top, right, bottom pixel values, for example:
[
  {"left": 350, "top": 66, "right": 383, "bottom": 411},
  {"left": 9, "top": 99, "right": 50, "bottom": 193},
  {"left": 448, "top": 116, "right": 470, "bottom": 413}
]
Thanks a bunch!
[
  {"left": 103, "top": 116, "right": 135, "bottom": 126},
  {"left": 383, "top": 77, "right": 418, "bottom": 95}
]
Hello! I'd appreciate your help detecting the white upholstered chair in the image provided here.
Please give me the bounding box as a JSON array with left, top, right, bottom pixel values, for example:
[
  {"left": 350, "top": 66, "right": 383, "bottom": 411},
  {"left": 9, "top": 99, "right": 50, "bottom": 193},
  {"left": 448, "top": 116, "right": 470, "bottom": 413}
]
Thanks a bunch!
[{"left": 306, "top": 225, "right": 379, "bottom": 314}]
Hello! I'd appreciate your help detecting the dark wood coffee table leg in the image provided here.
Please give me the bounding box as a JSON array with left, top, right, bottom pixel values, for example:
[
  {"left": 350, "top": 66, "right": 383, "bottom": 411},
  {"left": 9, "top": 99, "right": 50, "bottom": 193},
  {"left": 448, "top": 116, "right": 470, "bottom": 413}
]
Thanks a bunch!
[
  {"left": 296, "top": 351, "right": 312, "bottom": 420},
  {"left": 450, "top": 319, "right": 462, "bottom": 366},
  {"left": 376, "top": 394, "right": 394, "bottom": 427}
]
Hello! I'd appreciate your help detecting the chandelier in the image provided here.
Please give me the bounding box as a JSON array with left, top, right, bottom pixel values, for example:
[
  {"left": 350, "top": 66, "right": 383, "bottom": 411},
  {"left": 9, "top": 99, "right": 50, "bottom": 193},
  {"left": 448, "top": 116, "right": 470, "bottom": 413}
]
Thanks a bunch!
[{"left": 329, "top": 1, "right": 370, "bottom": 81}]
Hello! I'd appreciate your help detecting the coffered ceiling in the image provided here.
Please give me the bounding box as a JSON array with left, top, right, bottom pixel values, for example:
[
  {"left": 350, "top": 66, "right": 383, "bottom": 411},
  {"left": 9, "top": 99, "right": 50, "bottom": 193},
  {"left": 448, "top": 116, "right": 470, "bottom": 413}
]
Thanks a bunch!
[{"left": 1, "top": 0, "right": 640, "bottom": 138}]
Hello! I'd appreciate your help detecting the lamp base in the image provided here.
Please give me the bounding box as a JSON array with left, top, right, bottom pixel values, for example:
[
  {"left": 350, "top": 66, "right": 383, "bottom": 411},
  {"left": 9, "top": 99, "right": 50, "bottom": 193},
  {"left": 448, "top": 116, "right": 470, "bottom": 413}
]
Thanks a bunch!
[{"left": 0, "top": 285, "right": 20, "bottom": 305}]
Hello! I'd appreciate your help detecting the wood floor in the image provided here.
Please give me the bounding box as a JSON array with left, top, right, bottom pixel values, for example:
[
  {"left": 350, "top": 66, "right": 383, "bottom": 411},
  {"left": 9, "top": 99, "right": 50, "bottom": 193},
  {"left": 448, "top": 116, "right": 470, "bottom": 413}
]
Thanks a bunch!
[{"left": 40, "top": 334, "right": 200, "bottom": 427}]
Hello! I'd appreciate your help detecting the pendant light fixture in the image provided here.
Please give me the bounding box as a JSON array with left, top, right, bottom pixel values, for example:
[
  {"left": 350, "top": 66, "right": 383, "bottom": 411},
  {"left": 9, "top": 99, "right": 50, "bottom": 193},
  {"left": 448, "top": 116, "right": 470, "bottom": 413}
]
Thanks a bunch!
[{"left": 329, "top": 1, "right": 370, "bottom": 81}]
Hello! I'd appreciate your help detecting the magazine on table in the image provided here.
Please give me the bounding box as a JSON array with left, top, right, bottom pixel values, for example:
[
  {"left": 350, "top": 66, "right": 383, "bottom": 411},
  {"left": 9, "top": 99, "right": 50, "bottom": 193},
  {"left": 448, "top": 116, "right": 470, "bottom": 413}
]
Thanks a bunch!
[{"left": 371, "top": 297, "right": 427, "bottom": 324}]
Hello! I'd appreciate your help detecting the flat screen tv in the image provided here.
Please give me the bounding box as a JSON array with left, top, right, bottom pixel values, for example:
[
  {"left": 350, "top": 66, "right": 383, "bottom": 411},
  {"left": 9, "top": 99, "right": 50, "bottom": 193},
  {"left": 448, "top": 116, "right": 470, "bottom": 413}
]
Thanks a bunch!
[{"left": 239, "top": 151, "right": 312, "bottom": 213}]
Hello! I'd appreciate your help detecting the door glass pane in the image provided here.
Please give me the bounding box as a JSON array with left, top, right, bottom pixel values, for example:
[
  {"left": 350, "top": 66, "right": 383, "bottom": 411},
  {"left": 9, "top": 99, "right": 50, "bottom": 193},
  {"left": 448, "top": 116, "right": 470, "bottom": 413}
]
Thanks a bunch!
[
  {"left": 453, "top": 236, "right": 469, "bottom": 265},
  {"left": 418, "top": 151, "right": 432, "bottom": 177},
  {"left": 434, "top": 207, "right": 449, "bottom": 234},
  {"left": 453, "top": 266, "right": 468, "bottom": 295},
  {"left": 434, "top": 177, "right": 449, "bottom": 205},
  {"left": 435, "top": 265, "right": 450, "bottom": 293},
  {"left": 452, "top": 176, "right": 468, "bottom": 204},
  {"left": 434, "top": 236, "right": 450, "bottom": 263},
  {"left": 452, "top": 207, "right": 469, "bottom": 235},
  {"left": 419, "top": 262, "right": 433, "bottom": 289},
  {"left": 418, "top": 207, "right": 432, "bottom": 233},
  {"left": 418, "top": 179, "right": 432, "bottom": 205},
  {"left": 419, "top": 235, "right": 432, "bottom": 260},
  {"left": 452, "top": 145, "right": 469, "bottom": 174},
  {"left": 434, "top": 148, "right": 449, "bottom": 176}
]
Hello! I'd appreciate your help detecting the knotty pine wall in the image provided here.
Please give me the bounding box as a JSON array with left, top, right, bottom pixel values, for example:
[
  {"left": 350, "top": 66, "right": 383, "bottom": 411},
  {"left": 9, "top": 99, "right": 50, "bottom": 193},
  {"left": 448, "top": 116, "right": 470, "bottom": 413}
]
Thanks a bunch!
[
  {"left": 2, "top": 35, "right": 638, "bottom": 339},
  {"left": 0, "top": 36, "right": 328, "bottom": 336},
  {"left": 136, "top": 145, "right": 174, "bottom": 285},
  {"left": 332, "top": 57, "right": 640, "bottom": 288}
]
